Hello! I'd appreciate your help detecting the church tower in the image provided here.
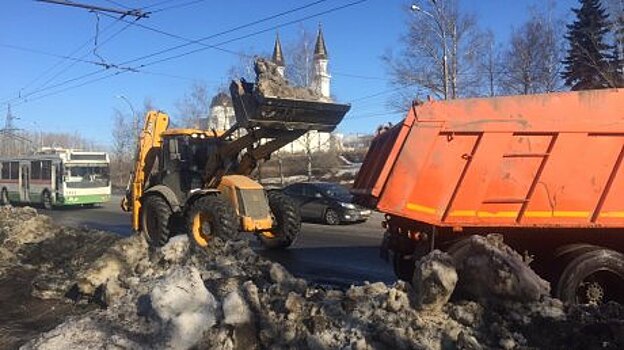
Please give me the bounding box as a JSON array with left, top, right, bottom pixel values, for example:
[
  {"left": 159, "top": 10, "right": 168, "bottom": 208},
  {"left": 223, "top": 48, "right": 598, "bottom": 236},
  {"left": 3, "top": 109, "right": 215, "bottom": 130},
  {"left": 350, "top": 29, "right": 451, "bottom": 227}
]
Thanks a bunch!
[
  {"left": 313, "top": 25, "right": 331, "bottom": 99},
  {"left": 272, "top": 33, "right": 285, "bottom": 78}
]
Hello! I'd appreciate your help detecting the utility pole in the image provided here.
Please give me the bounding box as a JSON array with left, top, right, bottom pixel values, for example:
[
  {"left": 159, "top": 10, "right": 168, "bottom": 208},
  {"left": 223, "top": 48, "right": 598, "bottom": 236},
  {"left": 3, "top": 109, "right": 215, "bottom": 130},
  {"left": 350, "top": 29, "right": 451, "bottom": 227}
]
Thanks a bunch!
[{"left": 36, "top": 0, "right": 150, "bottom": 19}]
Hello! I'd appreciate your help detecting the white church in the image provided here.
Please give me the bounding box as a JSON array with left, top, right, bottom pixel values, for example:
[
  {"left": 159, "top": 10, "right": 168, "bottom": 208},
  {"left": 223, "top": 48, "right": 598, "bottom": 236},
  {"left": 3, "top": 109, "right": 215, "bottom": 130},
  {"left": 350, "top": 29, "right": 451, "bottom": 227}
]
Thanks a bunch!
[{"left": 202, "top": 26, "right": 341, "bottom": 154}]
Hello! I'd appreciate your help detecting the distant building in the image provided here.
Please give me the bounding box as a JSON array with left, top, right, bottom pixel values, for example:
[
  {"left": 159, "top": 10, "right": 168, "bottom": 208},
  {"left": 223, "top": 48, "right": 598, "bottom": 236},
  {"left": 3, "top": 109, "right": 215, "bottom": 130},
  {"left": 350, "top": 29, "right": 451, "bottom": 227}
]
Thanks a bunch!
[
  {"left": 273, "top": 26, "right": 339, "bottom": 154},
  {"left": 199, "top": 92, "right": 235, "bottom": 131},
  {"left": 342, "top": 133, "right": 374, "bottom": 152},
  {"left": 204, "top": 26, "right": 342, "bottom": 153}
]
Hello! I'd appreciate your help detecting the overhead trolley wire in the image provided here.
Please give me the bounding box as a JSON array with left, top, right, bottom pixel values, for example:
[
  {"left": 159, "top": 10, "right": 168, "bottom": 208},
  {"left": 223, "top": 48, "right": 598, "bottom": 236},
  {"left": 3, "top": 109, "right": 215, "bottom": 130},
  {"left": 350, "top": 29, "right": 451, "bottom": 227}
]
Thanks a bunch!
[{"left": 8, "top": 0, "right": 368, "bottom": 107}]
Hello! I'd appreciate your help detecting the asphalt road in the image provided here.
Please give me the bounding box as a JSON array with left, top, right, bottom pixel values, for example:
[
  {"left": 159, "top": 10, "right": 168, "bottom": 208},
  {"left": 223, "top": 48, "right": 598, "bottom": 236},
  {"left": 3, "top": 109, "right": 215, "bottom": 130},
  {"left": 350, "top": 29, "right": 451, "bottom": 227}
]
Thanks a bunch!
[{"left": 44, "top": 196, "right": 395, "bottom": 286}]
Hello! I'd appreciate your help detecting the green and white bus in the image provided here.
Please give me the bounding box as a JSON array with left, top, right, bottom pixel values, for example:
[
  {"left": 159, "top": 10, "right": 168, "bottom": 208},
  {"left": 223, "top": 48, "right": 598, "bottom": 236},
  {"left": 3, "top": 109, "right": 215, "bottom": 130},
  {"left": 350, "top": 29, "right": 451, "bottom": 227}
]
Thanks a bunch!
[{"left": 0, "top": 148, "right": 111, "bottom": 209}]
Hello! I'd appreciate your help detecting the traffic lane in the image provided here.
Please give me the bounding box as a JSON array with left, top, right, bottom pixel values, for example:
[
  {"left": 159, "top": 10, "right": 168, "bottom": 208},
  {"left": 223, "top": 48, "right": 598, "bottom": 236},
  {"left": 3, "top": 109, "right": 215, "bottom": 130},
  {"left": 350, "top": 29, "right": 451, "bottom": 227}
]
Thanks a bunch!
[
  {"left": 43, "top": 195, "right": 133, "bottom": 236},
  {"left": 43, "top": 198, "right": 395, "bottom": 286},
  {"left": 256, "top": 213, "right": 396, "bottom": 286}
]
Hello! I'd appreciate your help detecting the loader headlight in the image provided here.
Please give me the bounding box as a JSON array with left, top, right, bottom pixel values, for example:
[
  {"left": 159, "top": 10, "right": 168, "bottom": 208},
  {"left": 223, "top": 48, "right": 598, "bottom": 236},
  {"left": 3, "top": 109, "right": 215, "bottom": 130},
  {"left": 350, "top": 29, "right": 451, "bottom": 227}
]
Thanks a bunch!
[
  {"left": 339, "top": 202, "right": 356, "bottom": 209},
  {"left": 191, "top": 133, "right": 198, "bottom": 138}
]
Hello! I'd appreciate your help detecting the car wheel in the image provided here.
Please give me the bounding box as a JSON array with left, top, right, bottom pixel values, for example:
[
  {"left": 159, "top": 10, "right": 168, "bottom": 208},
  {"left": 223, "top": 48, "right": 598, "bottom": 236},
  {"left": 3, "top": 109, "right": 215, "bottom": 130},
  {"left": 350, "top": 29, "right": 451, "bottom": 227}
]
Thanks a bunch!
[{"left": 324, "top": 208, "right": 340, "bottom": 225}]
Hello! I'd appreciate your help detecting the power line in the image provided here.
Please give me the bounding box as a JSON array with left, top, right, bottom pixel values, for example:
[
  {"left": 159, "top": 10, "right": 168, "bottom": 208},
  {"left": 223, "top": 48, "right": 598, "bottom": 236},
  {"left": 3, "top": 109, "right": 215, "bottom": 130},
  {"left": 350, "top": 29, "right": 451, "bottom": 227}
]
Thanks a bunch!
[
  {"left": 149, "top": 0, "right": 209, "bottom": 14},
  {"left": 11, "top": 0, "right": 332, "bottom": 104},
  {"left": 11, "top": 16, "right": 124, "bottom": 98},
  {"left": 349, "top": 85, "right": 414, "bottom": 103},
  {"left": 1, "top": 18, "right": 139, "bottom": 106},
  {"left": 9, "top": 0, "right": 368, "bottom": 107},
  {"left": 0, "top": 43, "right": 121, "bottom": 68},
  {"left": 132, "top": 0, "right": 368, "bottom": 70},
  {"left": 142, "top": 0, "right": 179, "bottom": 10},
  {"left": 104, "top": 0, "right": 331, "bottom": 66},
  {"left": 102, "top": 0, "right": 131, "bottom": 10}
]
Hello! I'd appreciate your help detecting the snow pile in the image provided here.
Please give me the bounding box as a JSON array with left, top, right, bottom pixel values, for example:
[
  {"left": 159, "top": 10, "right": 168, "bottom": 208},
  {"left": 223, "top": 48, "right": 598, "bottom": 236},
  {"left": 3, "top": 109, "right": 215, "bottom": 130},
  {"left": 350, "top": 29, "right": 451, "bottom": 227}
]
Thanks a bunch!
[
  {"left": 452, "top": 234, "right": 551, "bottom": 303},
  {"left": 254, "top": 58, "right": 330, "bottom": 102},
  {"left": 1, "top": 207, "right": 623, "bottom": 350}
]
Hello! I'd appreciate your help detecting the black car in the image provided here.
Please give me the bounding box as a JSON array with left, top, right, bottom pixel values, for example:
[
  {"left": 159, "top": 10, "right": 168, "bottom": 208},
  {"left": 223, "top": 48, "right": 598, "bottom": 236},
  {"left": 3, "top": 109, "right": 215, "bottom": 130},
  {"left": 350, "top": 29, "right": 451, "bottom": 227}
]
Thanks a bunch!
[{"left": 282, "top": 182, "right": 371, "bottom": 225}]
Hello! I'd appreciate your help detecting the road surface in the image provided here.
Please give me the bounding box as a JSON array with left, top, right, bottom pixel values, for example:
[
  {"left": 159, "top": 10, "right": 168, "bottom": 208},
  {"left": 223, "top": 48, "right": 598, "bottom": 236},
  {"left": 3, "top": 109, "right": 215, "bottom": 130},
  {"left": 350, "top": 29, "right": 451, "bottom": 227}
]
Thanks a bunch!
[{"left": 44, "top": 196, "right": 395, "bottom": 286}]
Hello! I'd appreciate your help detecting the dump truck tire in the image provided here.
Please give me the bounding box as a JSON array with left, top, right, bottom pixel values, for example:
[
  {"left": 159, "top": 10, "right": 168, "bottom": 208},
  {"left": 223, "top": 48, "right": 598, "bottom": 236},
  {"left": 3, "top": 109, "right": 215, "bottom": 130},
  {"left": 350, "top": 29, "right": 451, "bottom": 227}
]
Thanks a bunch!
[
  {"left": 186, "top": 195, "right": 238, "bottom": 248},
  {"left": 556, "top": 248, "right": 624, "bottom": 305},
  {"left": 393, "top": 253, "right": 415, "bottom": 281},
  {"left": 261, "top": 192, "right": 301, "bottom": 249},
  {"left": 0, "top": 188, "right": 9, "bottom": 206},
  {"left": 141, "top": 194, "right": 173, "bottom": 247}
]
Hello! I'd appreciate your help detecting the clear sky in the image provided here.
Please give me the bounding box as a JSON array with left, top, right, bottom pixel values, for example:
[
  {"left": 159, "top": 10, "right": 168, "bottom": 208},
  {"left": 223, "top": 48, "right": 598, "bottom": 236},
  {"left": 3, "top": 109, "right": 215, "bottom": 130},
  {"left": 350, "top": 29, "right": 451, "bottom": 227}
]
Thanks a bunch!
[{"left": 1, "top": 0, "right": 580, "bottom": 147}]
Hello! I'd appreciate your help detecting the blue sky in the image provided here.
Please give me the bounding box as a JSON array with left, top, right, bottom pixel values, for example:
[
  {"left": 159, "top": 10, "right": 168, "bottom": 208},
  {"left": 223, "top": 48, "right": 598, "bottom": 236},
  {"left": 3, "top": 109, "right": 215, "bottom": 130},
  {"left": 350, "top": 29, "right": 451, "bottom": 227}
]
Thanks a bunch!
[{"left": 1, "top": 0, "right": 579, "bottom": 147}]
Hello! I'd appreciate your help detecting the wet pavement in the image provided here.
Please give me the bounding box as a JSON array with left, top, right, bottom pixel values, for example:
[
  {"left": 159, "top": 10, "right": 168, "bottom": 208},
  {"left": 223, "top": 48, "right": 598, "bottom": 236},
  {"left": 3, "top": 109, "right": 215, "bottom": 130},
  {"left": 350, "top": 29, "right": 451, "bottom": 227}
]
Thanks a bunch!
[{"left": 44, "top": 196, "right": 395, "bottom": 286}]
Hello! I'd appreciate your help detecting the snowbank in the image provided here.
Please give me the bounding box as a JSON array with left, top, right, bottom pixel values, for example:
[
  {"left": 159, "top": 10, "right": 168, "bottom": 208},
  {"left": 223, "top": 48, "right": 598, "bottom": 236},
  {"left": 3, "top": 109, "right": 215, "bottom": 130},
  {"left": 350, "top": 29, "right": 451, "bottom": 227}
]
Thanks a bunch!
[{"left": 1, "top": 207, "right": 623, "bottom": 350}]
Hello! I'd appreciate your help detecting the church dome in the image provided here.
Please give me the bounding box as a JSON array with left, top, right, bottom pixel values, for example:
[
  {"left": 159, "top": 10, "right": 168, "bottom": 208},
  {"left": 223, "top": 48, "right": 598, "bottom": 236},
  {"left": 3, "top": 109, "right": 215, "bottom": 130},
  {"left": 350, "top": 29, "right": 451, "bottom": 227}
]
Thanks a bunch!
[{"left": 210, "top": 92, "right": 232, "bottom": 108}]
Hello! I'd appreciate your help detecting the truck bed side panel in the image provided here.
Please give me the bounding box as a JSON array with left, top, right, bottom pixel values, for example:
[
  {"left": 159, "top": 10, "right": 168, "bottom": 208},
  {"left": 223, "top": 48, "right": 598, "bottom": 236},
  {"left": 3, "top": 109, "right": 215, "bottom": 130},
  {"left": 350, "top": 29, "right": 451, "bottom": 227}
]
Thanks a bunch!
[{"left": 353, "top": 89, "right": 624, "bottom": 229}]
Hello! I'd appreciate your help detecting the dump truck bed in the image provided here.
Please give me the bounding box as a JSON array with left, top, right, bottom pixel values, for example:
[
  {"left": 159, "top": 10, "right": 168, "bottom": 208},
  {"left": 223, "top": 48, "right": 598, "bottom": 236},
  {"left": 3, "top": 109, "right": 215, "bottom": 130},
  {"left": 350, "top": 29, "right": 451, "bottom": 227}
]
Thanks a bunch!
[{"left": 353, "top": 89, "right": 624, "bottom": 228}]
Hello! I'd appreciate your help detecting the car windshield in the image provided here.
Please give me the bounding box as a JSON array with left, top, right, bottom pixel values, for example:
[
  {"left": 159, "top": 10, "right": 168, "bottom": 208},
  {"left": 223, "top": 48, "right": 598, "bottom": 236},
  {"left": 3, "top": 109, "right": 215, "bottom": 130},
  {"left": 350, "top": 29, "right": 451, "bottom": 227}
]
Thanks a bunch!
[
  {"left": 317, "top": 183, "right": 352, "bottom": 201},
  {"left": 65, "top": 165, "right": 110, "bottom": 188}
]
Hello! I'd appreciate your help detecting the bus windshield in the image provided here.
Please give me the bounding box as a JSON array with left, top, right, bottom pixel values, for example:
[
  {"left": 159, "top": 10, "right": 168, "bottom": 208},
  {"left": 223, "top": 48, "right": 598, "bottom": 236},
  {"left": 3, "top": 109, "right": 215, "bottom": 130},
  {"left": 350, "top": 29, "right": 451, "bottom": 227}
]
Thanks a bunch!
[{"left": 65, "top": 165, "right": 110, "bottom": 188}]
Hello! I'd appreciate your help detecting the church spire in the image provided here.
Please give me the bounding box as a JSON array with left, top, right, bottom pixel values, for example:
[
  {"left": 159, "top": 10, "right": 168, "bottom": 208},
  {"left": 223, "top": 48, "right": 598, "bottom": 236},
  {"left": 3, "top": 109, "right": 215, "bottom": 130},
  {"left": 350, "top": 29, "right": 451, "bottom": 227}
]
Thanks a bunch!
[
  {"left": 313, "top": 24, "right": 330, "bottom": 99},
  {"left": 272, "top": 33, "right": 285, "bottom": 67},
  {"left": 314, "top": 25, "right": 328, "bottom": 60}
]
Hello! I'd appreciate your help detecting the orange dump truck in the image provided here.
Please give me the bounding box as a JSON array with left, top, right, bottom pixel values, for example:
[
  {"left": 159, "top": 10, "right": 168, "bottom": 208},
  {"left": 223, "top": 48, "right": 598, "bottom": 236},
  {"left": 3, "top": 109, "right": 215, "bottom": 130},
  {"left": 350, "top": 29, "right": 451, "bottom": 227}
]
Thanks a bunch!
[{"left": 353, "top": 89, "right": 624, "bottom": 304}]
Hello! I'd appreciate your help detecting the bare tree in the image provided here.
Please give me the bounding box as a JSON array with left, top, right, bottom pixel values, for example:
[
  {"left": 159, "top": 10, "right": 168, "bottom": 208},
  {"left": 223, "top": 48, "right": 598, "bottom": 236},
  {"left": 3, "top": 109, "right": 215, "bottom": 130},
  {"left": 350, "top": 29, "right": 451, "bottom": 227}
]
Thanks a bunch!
[
  {"left": 175, "top": 82, "right": 212, "bottom": 128},
  {"left": 383, "top": 0, "right": 486, "bottom": 104},
  {"left": 480, "top": 30, "right": 502, "bottom": 97},
  {"left": 285, "top": 26, "right": 316, "bottom": 87},
  {"left": 502, "top": 10, "right": 564, "bottom": 94}
]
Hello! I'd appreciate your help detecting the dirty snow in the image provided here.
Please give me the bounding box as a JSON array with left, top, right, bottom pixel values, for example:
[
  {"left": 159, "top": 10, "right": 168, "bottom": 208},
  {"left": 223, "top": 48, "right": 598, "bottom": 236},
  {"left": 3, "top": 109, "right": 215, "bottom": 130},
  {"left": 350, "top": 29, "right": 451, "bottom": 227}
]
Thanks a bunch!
[{"left": 1, "top": 206, "right": 623, "bottom": 350}]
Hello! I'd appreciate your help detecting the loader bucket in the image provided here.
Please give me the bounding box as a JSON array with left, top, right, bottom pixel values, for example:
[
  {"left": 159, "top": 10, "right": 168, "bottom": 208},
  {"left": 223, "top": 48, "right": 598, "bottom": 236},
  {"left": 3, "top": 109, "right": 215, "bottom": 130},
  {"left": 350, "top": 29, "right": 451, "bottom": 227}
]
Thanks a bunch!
[{"left": 230, "top": 81, "right": 350, "bottom": 132}]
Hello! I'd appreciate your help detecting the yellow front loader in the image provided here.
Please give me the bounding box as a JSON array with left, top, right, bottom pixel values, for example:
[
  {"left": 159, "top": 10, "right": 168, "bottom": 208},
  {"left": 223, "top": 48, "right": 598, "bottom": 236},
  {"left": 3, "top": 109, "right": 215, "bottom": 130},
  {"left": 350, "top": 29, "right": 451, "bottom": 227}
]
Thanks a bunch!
[{"left": 121, "top": 80, "right": 350, "bottom": 249}]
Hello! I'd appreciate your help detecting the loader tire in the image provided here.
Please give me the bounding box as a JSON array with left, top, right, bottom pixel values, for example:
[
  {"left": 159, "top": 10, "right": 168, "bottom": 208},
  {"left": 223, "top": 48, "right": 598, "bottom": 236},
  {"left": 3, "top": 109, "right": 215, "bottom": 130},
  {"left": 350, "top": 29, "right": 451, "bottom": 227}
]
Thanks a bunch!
[
  {"left": 141, "top": 194, "right": 173, "bottom": 247},
  {"left": 261, "top": 192, "right": 301, "bottom": 249},
  {"left": 187, "top": 195, "right": 238, "bottom": 248},
  {"left": 556, "top": 248, "right": 624, "bottom": 305},
  {"left": 0, "top": 188, "right": 9, "bottom": 206}
]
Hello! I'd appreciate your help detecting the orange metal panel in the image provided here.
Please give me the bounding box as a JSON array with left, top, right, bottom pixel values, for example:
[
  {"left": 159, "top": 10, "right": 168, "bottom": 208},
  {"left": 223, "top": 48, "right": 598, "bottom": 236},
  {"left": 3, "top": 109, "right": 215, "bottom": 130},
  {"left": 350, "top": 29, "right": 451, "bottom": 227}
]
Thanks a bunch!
[{"left": 353, "top": 89, "right": 624, "bottom": 229}]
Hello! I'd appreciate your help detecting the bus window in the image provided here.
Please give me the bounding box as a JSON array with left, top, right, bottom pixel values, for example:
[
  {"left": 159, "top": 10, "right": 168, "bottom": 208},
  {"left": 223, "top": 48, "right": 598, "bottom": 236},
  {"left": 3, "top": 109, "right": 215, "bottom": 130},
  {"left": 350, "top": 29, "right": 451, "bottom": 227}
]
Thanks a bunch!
[
  {"left": 42, "top": 161, "right": 51, "bottom": 180},
  {"left": 66, "top": 165, "right": 110, "bottom": 188},
  {"left": 32, "top": 161, "right": 41, "bottom": 180},
  {"left": 1, "top": 162, "right": 8, "bottom": 179},
  {"left": 10, "top": 162, "right": 19, "bottom": 180}
]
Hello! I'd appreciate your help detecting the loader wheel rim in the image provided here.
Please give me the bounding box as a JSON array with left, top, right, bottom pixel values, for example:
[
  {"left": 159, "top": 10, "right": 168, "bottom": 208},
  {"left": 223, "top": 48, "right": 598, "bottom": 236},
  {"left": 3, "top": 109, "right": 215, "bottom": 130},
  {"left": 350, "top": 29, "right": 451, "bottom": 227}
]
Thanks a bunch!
[{"left": 191, "top": 212, "right": 212, "bottom": 247}]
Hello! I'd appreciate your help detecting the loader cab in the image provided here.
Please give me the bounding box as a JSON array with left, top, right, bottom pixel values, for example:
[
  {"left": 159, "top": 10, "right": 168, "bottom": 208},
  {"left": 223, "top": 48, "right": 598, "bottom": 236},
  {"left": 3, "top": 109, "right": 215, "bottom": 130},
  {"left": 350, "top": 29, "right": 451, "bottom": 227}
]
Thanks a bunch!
[{"left": 157, "top": 129, "right": 223, "bottom": 201}]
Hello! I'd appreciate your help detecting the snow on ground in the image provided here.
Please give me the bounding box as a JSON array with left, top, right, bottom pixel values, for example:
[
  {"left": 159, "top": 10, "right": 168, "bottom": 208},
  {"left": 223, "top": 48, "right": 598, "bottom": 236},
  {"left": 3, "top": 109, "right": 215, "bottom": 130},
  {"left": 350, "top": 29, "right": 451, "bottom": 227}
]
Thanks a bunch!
[{"left": 1, "top": 206, "right": 623, "bottom": 350}]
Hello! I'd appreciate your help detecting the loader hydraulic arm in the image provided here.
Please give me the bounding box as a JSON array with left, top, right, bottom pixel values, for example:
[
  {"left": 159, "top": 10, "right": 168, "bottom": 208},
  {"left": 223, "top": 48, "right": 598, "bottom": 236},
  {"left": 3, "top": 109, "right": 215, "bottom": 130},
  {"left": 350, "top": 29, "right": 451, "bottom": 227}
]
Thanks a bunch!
[{"left": 121, "top": 111, "right": 170, "bottom": 231}]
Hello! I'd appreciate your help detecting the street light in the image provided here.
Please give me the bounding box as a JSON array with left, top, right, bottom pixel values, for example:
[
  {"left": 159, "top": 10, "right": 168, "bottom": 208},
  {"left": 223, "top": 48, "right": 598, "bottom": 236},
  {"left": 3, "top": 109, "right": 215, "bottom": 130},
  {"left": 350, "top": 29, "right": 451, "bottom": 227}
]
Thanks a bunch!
[
  {"left": 116, "top": 95, "right": 139, "bottom": 138},
  {"left": 411, "top": 2, "right": 449, "bottom": 100}
]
